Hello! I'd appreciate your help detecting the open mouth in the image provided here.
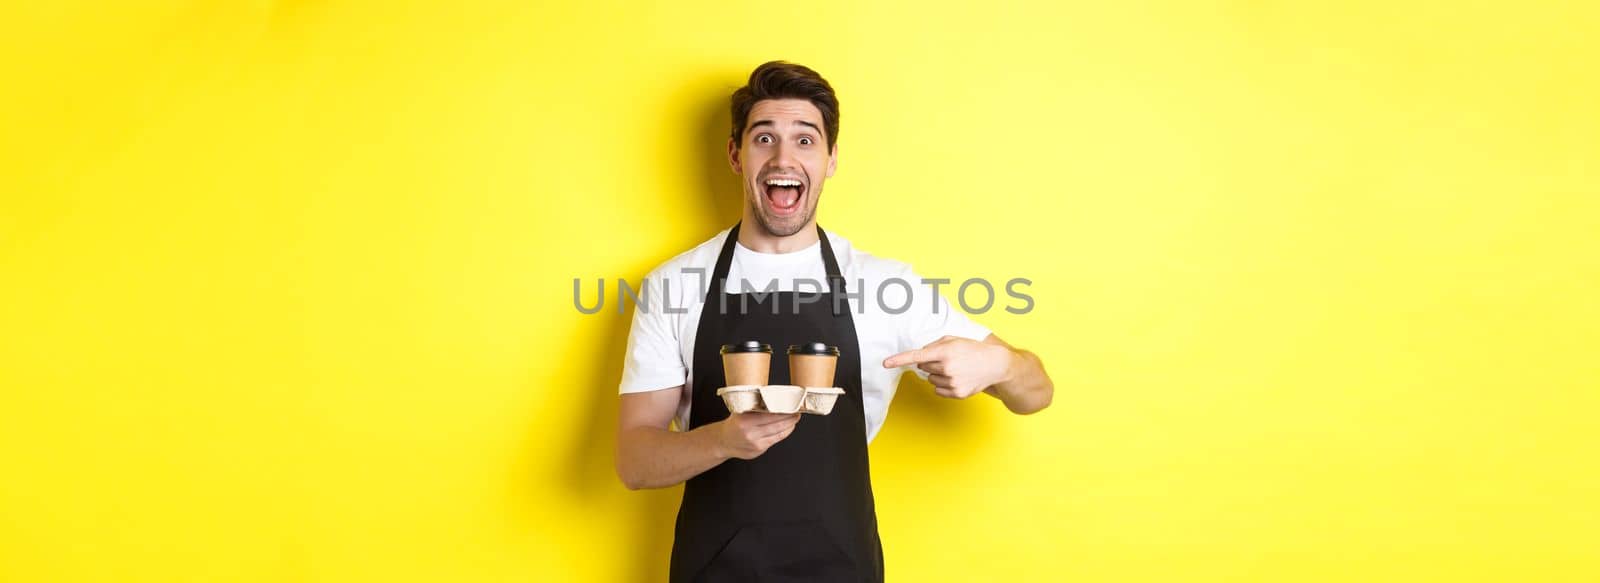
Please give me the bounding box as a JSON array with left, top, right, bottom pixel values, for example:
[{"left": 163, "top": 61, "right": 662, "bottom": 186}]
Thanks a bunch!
[{"left": 762, "top": 176, "right": 805, "bottom": 216}]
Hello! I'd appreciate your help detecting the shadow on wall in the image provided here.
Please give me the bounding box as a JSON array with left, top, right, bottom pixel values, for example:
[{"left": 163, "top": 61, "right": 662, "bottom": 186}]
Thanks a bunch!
[
  {"left": 546, "top": 74, "right": 747, "bottom": 582},
  {"left": 881, "top": 372, "right": 989, "bottom": 447},
  {"left": 549, "top": 72, "right": 992, "bottom": 581}
]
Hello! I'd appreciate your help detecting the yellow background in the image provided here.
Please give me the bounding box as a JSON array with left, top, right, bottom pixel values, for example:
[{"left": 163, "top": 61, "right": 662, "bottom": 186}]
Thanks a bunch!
[{"left": 3, "top": 1, "right": 1597, "bottom": 581}]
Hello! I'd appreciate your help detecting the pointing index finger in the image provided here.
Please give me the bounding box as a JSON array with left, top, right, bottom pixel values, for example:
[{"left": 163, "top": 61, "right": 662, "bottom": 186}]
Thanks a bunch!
[{"left": 882, "top": 345, "right": 945, "bottom": 368}]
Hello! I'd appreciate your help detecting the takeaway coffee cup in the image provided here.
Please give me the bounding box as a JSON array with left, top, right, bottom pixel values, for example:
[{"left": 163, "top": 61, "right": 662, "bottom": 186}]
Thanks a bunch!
[
  {"left": 720, "top": 341, "right": 773, "bottom": 386},
  {"left": 787, "top": 342, "right": 840, "bottom": 388}
]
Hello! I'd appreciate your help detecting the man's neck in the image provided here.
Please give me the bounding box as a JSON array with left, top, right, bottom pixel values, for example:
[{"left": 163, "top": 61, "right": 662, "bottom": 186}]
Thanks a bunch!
[{"left": 738, "top": 210, "right": 819, "bottom": 254}]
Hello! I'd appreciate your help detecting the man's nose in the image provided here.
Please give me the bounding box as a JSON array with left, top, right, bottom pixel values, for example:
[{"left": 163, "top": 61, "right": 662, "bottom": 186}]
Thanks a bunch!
[{"left": 770, "top": 143, "right": 799, "bottom": 169}]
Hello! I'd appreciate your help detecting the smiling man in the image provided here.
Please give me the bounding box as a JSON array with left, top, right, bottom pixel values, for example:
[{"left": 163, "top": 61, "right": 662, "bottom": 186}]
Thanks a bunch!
[{"left": 615, "top": 61, "right": 1055, "bottom": 582}]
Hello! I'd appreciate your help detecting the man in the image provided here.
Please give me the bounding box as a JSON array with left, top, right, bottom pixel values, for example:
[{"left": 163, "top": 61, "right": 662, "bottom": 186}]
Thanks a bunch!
[{"left": 615, "top": 61, "right": 1054, "bottom": 582}]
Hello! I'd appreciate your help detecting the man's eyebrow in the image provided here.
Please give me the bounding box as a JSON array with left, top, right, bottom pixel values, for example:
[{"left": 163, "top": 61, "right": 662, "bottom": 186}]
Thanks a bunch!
[{"left": 746, "top": 119, "right": 822, "bottom": 134}]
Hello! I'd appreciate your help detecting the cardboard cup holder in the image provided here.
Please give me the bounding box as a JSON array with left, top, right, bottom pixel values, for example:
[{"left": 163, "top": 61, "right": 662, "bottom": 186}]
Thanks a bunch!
[
  {"left": 758, "top": 385, "right": 805, "bottom": 413},
  {"left": 717, "top": 385, "right": 844, "bottom": 415},
  {"left": 715, "top": 385, "right": 762, "bottom": 414},
  {"left": 800, "top": 387, "right": 845, "bottom": 415}
]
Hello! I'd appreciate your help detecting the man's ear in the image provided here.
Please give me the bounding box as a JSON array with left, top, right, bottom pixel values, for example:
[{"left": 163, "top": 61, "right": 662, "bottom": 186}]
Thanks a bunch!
[
  {"left": 826, "top": 143, "right": 838, "bottom": 178},
  {"left": 727, "top": 137, "right": 741, "bottom": 174}
]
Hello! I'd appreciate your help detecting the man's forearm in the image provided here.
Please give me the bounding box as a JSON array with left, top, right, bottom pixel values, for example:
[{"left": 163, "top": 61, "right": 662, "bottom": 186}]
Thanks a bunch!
[
  {"left": 987, "top": 347, "right": 1053, "bottom": 414},
  {"left": 615, "top": 424, "right": 727, "bottom": 490}
]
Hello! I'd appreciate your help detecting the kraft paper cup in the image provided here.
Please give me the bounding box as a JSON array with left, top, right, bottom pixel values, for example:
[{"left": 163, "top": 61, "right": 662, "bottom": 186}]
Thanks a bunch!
[
  {"left": 716, "top": 385, "right": 762, "bottom": 414},
  {"left": 801, "top": 387, "right": 845, "bottom": 415},
  {"left": 787, "top": 343, "right": 839, "bottom": 388},
  {"left": 721, "top": 341, "right": 773, "bottom": 386},
  {"left": 758, "top": 385, "right": 806, "bottom": 414}
]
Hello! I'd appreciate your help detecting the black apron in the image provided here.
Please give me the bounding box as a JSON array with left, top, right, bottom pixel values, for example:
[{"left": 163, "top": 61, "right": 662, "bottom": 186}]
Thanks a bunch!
[{"left": 669, "top": 223, "right": 884, "bottom": 583}]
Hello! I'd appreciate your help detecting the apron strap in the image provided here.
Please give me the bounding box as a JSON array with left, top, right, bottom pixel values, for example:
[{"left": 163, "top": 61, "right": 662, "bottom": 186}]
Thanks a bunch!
[
  {"left": 703, "top": 222, "right": 742, "bottom": 310},
  {"left": 814, "top": 225, "right": 849, "bottom": 316}
]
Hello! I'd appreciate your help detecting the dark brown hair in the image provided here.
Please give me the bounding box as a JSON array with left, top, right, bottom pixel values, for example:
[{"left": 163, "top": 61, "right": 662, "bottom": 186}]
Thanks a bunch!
[{"left": 730, "top": 61, "right": 839, "bottom": 150}]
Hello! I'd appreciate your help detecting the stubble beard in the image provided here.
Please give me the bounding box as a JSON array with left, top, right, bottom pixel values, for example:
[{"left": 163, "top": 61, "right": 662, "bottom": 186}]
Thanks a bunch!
[{"left": 748, "top": 189, "right": 816, "bottom": 238}]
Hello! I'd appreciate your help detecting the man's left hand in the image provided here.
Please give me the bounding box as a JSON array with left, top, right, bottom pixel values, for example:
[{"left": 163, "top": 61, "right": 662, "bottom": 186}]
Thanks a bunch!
[{"left": 882, "top": 335, "right": 1014, "bottom": 399}]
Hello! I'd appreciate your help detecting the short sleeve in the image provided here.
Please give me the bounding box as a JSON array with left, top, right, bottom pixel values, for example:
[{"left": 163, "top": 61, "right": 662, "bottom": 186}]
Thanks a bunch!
[
  {"left": 892, "top": 266, "right": 993, "bottom": 379},
  {"left": 618, "top": 271, "right": 689, "bottom": 394}
]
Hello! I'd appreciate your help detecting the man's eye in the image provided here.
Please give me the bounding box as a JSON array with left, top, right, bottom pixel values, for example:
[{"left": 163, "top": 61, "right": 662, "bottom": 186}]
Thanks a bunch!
[
  {"left": 799, "top": 137, "right": 813, "bottom": 145},
  {"left": 757, "top": 135, "right": 773, "bottom": 144}
]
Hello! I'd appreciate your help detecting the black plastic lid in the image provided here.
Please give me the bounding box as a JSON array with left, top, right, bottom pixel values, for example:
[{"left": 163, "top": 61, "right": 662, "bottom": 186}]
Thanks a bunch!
[
  {"left": 720, "top": 341, "right": 772, "bottom": 354},
  {"left": 787, "top": 342, "right": 839, "bottom": 356}
]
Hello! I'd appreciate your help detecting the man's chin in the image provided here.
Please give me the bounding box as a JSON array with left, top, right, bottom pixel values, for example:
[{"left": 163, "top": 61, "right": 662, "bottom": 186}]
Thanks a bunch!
[{"left": 754, "top": 210, "right": 810, "bottom": 237}]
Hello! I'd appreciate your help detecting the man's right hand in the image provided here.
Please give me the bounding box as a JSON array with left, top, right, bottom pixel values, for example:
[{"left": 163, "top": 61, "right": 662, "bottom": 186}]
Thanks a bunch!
[
  {"left": 617, "top": 389, "right": 802, "bottom": 490},
  {"left": 716, "top": 412, "right": 802, "bottom": 460}
]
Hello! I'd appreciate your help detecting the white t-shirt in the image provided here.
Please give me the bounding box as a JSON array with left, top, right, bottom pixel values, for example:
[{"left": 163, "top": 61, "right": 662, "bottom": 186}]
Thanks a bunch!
[{"left": 618, "top": 228, "right": 991, "bottom": 442}]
